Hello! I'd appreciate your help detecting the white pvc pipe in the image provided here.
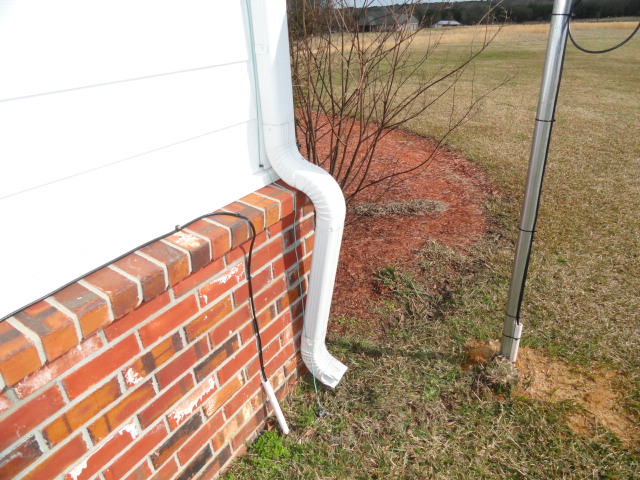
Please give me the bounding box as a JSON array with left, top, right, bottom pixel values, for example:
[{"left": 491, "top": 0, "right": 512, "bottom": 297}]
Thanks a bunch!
[
  {"left": 250, "top": 0, "right": 348, "bottom": 388},
  {"left": 262, "top": 379, "right": 290, "bottom": 434}
]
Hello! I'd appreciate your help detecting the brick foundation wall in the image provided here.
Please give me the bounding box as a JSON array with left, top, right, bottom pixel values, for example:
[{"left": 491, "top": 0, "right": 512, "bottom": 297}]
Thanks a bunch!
[{"left": 0, "top": 182, "right": 314, "bottom": 479}]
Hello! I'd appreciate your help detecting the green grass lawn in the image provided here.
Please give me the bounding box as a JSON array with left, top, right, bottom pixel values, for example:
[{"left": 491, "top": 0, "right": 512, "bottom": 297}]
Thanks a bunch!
[{"left": 223, "top": 23, "right": 640, "bottom": 479}]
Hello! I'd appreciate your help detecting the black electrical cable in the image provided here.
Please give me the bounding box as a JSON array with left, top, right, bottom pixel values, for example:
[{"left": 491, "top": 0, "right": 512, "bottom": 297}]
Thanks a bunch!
[
  {"left": 569, "top": 0, "right": 640, "bottom": 54},
  {"left": 0, "top": 210, "right": 270, "bottom": 382}
]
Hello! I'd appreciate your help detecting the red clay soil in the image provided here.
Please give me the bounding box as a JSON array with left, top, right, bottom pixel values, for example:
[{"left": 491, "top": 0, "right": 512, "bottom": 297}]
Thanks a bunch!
[{"left": 299, "top": 122, "right": 498, "bottom": 326}]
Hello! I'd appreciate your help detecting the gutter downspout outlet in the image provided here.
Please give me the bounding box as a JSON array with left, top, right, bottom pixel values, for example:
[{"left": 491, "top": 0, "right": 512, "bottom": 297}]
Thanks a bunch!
[{"left": 251, "top": 0, "right": 347, "bottom": 388}]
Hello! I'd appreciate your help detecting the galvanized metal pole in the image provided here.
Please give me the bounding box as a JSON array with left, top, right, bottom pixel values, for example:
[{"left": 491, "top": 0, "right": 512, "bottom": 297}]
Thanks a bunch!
[{"left": 500, "top": 0, "right": 573, "bottom": 362}]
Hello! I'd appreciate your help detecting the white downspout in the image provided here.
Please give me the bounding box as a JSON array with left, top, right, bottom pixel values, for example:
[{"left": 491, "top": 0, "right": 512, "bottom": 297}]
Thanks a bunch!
[{"left": 250, "top": 0, "right": 347, "bottom": 388}]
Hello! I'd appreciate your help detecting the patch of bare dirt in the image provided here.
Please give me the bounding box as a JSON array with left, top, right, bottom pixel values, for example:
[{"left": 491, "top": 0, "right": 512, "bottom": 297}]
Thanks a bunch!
[{"left": 463, "top": 341, "right": 639, "bottom": 448}]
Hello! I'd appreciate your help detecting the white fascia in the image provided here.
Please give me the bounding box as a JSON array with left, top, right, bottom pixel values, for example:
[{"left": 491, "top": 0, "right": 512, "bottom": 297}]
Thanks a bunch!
[{"left": 249, "top": 0, "right": 347, "bottom": 387}]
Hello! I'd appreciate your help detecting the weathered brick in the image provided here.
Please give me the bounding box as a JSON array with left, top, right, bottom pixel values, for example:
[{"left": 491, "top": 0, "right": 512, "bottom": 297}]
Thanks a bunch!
[
  {"left": 123, "top": 461, "right": 152, "bottom": 480},
  {"left": 123, "top": 332, "right": 183, "bottom": 388},
  {"left": 164, "top": 232, "right": 211, "bottom": 273},
  {"left": 267, "top": 211, "right": 295, "bottom": 238},
  {"left": 252, "top": 276, "right": 287, "bottom": 315},
  {"left": 115, "top": 253, "right": 167, "bottom": 303},
  {"left": 138, "top": 375, "right": 194, "bottom": 428},
  {"left": 265, "top": 342, "right": 296, "bottom": 378},
  {"left": 223, "top": 202, "right": 265, "bottom": 235},
  {"left": 216, "top": 341, "right": 257, "bottom": 385},
  {"left": 223, "top": 230, "right": 268, "bottom": 266},
  {"left": 174, "top": 445, "right": 212, "bottom": 480},
  {"left": 0, "top": 436, "right": 42, "bottom": 479},
  {"left": 151, "top": 413, "right": 202, "bottom": 468},
  {"left": 208, "top": 304, "right": 251, "bottom": 346},
  {"left": 44, "top": 378, "right": 121, "bottom": 447},
  {"left": 186, "top": 218, "right": 231, "bottom": 260},
  {"left": 232, "top": 267, "right": 272, "bottom": 308},
  {"left": 102, "top": 422, "right": 168, "bottom": 480},
  {"left": 209, "top": 214, "right": 250, "bottom": 249},
  {"left": 0, "top": 391, "right": 13, "bottom": 415},
  {"left": 231, "top": 406, "right": 266, "bottom": 451},
  {"left": 88, "top": 380, "right": 155, "bottom": 443},
  {"left": 184, "top": 296, "right": 233, "bottom": 342},
  {"left": 202, "top": 374, "right": 244, "bottom": 418},
  {"left": 176, "top": 411, "right": 224, "bottom": 465},
  {"left": 85, "top": 267, "right": 141, "bottom": 319},
  {"left": 166, "top": 378, "right": 217, "bottom": 430},
  {"left": 64, "top": 419, "right": 139, "bottom": 480},
  {"left": 198, "top": 263, "right": 245, "bottom": 308},
  {"left": 240, "top": 192, "right": 281, "bottom": 229},
  {"left": 0, "top": 322, "right": 42, "bottom": 386},
  {"left": 22, "top": 435, "right": 87, "bottom": 480},
  {"left": 138, "top": 295, "right": 199, "bottom": 347},
  {"left": 247, "top": 237, "right": 286, "bottom": 275},
  {"left": 140, "top": 241, "right": 190, "bottom": 286},
  {"left": 148, "top": 457, "right": 179, "bottom": 480},
  {"left": 222, "top": 374, "right": 262, "bottom": 420},
  {"left": 54, "top": 283, "right": 111, "bottom": 338},
  {"left": 104, "top": 291, "right": 170, "bottom": 342},
  {"left": 63, "top": 335, "right": 139, "bottom": 400},
  {"left": 14, "top": 335, "right": 103, "bottom": 399},
  {"left": 193, "top": 336, "right": 240, "bottom": 383},
  {"left": 155, "top": 338, "right": 208, "bottom": 390},
  {"left": 256, "top": 184, "right": 295, "bottom": 218},
  {"left": 190, "top": 444, "right": 231, "bottom": 480},
  {"left": 0, "top": 386, "right": 65, "bottom": 452},
  {"left": 172, "top": 257, "right": 225, "bottom": 299},
  {"left": 14, "top": 301, "right": 77, "bottom": 362}
]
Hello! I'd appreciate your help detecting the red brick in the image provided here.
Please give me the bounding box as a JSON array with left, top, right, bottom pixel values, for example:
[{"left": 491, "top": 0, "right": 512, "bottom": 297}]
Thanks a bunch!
[
  {"left": 102, "top": 422, "right": 168, "bottom": 480},
  {"left": 222, "top": 373, "right": 262, "bottom": 419},
  {"left": 224, "top": 230, "right": 268, "bottom": 266},
  {"left": 15, "top": 301, "right": 78, "bottom": 362},
  {"left": 85, "top": 267, "right": 141, "bottom": 319},
  {"left": 123, "top": 332, "right": 182, "bottom": 388},
  {"left": 0, "top": 386, "right": 65, "bottom": 452},
  {"left": 216, "top": 341, "right": 258, "bottom": 385},
  {"left": 276, "top": 284, "right": 306, "bottom": 315},
  {"left": 88, "top": 380, "right": 155, "bottom": 443},
  {"left": 186, "top": 218, "right": 231, "bottom": 260},
  {"left": 248, "top": 237, "right": 285, "bottom": 275},
  {"left": 266, "top": 212, "right": 294, "bottom": 239},
  {"left": 63, "top": 335, "right": 139, "bottom": 400},
  {"left": 240, "top": 192, "right": 281, "bottom": 228},
  {"left": 0, "top": 391, "right": 13, "bottom": 415},
  {"left": 223, "top": 202, "right": 265, "bottom": 235},
  {"left": 22, "top": 435, "right": 87, "bottom": 480},
  {"left": 271, "top": 247, "right": 300, "bottom": 280},
  {"left": 193, "top": 336, "right": 240, "bottom": 383},
  {"left": 252, "top": 276, "right": 287, "bottom": 314},
  {"left": 176, "top": 411, "right": 224, "bottom": 465},
  {"left": 64, "top": 419, "right": 139, "bottom": 480},
  {"left": 0, "top": 436, "right": 42, "bottom": 479},
  {"left": 138, "top": 296, "right": 199, "bottom": 347},
  {"left": 116, "top": 253, "right": 167, "bottom": 303},
  {"left": 256, "top": 184, "right": 296, "bottom": 218},
  {"left": 198, "top": 263, "right": 245, "bottom": 308},
  {"left": 164, "top": 231, "right": 211, "bottom": 273},
  {"left": 176, "top": 445, "right": 212, "bottom": 479},
  {"left": 0, "top": 322, "right": 42, "bottom": 386},
  {"left": 202, "top": 374, "right": 244, "bottom": 418},
  {"left": 184, "top": 296, "right": 233, "bottom": 342},
  {"left": 208, "top": 304, "right": 251, "bottom": 346},
  {"left": 138, "top": 375, "right": 194, "bottom": 428},
  {"left": 140, "top": 241, "right": 190, "bottom": 286},
  {"left": 14, "top": 335, "right": 103, "bottom": 399},
  {"left": 104, "top": 291, "right": 170, "bottom": 342},
  {"left": 148, "top": 457, "right": 178, "bottom": 480},
  {"left": 232, "top": 267, "right": 272, "bottom": 308},
  {"left": 151, "top": 413, "right": 202, "bottom": 468},
  {"left": 44, "top": 378, "right": 121, "bottom": 447},
  {"left": 231, "top": 407, "right": 266, "bottom": 451},
  {"left": 123, "top": 461, "right": 152, "bottom": 480},
  {"left": 155, "top": 338, "right": 208, "bottom": 390},
  {"left": 189, "top": 444, "right": 231, "bottom": 480},
  {"left": 208, "top": 214, "right": 250, "bottom": 249},
  {"left": 166, "top": 378, "right": 217, "bottom": 429},
  {"left": 54, "top": 283, "right": 111, "bottom": 338},
  {"left": 265, "top": 343, "right": 295, "bottom": 378},
  {"left": 172, "top": 257, "right": 225, "bottom": 299}
]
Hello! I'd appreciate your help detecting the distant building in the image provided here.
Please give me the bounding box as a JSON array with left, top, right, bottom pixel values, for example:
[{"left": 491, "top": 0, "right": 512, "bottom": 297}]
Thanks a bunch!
[
  {"left": 434, "top": 20, "right": 463, "bottom": 28},
  {"left": 358, "top": 11, "right": 420, "bottom": 32}
]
